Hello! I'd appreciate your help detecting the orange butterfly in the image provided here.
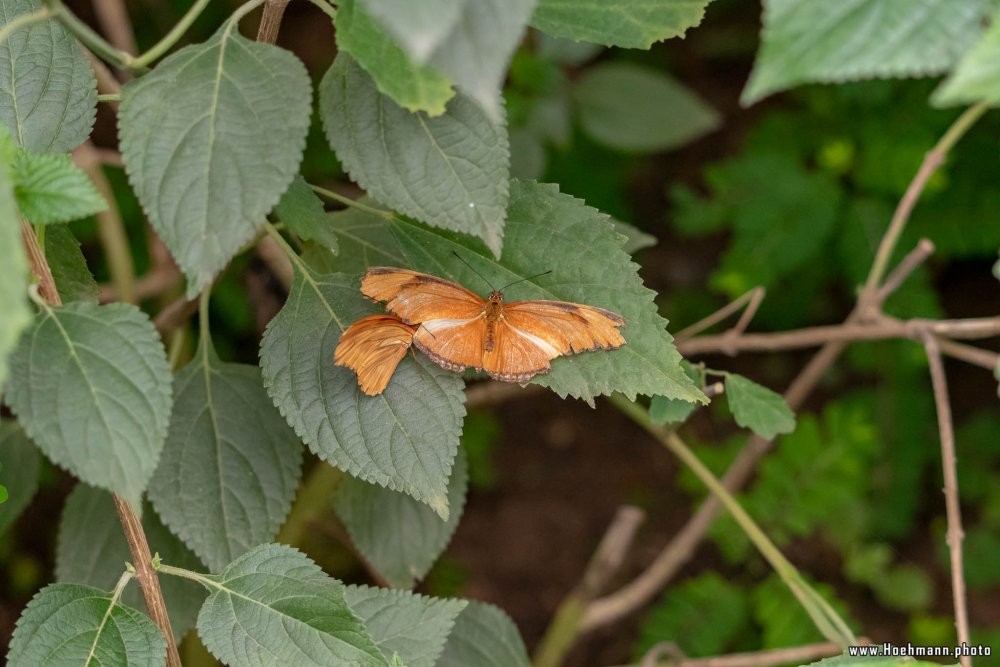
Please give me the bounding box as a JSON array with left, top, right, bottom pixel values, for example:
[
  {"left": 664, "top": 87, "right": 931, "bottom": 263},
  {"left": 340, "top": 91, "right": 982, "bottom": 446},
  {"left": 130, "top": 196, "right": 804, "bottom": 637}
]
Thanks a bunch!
[
  {"left": 360, "top": 266, "right": 626, "bottom": 383},
  {"left": 334, "top": 314, "right": 416, "bottom": 396}
]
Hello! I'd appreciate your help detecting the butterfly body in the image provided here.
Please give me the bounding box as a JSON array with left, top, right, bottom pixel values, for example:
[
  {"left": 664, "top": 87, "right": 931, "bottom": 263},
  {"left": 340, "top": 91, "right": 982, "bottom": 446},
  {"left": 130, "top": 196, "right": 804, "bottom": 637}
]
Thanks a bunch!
[{"left": 361, "top": 267, "right": 626, "bottom": 383}]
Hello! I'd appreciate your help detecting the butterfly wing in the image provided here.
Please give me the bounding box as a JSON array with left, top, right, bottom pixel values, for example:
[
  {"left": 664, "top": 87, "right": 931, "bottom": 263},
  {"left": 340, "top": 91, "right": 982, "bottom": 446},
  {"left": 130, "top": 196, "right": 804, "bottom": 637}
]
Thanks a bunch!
[
  {"left": 361, "top": 267, "right": 485, "bottom": 323},
  {"left": 334, "top": 314, "right": 415, "bottom": 396},
  {"left": 482, "top": 300, "right": 626, "bottom": 383},
  {"left": 412, "top": 317, "right": 488, "bottom": 374}
]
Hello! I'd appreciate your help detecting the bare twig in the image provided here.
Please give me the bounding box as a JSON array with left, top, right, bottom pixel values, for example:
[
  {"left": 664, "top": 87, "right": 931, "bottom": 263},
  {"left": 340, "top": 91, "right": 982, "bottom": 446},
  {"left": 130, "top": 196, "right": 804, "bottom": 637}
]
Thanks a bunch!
[
  {"left": 675, "top": 287, "right": 765, "bottom": 342},
  {"left": 152, "top": 294, "right": 198, "bottom": 337},
  {"left": 936, "top": 338, "right": 999, "bottom": 371},
  {"left": 627, "top": 640, "right": 843, "bottom": 667},
  {"left": 922, "top": 335, "right": 971, "bottom": 667},
  {"left": 93, "top": 0, "right": 138, "bottom": 74},
  {"left": 869, "top": 238, "right": 935, "bottom": 314},
  {"left": 87, "top": 50, "right": 123, "bottom": 97},
  {"left": 677, "top": 315, "right": 1000, "bottom": 356},
  {"left": 21, "top": 223, "right": 181, "bottom": 667}
]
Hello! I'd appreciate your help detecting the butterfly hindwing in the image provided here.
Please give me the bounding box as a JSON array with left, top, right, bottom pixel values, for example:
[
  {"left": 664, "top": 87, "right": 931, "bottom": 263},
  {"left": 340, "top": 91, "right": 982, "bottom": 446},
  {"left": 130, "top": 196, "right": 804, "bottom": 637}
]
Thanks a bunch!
[
  {"left": 413, "top": 316, "right": 487, "bottom": 374},
  {"left": 334, "top": 314, "right": 415, "bottom": 395},
  {"left": 502, "top": 301, "right": 626, "bottom": 354}
]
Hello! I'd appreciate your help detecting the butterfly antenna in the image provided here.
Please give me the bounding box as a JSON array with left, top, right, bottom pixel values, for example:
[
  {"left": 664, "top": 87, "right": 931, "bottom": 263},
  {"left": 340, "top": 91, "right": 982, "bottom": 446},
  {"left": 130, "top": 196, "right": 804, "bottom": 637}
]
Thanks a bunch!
[
  {"left": 498, "top": 270, "right": 552, "bottom": 293},
  {"left": 451, "top": 251, "right": 496, "bottom": 291}
]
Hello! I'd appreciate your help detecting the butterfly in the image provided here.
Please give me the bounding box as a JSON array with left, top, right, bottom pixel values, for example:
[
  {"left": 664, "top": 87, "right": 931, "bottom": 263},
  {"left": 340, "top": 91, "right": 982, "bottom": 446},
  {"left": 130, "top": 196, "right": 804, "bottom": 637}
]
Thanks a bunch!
[
  {"left": 333, "top": 314, "right": 416, "bottom": 396},
  {"left": 360, "top": 266, "right": 626, "bottom": 383}
]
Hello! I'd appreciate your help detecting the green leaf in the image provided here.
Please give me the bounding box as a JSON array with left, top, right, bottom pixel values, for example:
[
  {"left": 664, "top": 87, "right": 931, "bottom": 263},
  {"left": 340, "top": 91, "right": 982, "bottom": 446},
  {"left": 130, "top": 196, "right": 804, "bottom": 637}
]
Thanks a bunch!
[
  {"left": 649, "top": 394, "right": 696, "bottom": 425},
  {"left": 531, "top": 0, "right": 713, "bottom": 48},
  {"left": 0, "top": 127, "right": 30, "bottom": 393},
  {"left": 725, "top": 374, "right": 795, "bottom": 439},
  {"left": 437, "top": 601, "right": 530, "bottom": 667},
  {"left": 334, "top": 447, "right": 468, "bottom": 588},
  {"left": 148, "top": 339, "right": 304, "bottom": 572},
  {"left": 933, "top": 9, "right": 1000, "bottom": 106},
  {"left": 335, "top": 0, "right": 454, "bottom": 116},
  {"left": 44, "top": 223, "right": 99, "bottom": 303},
  {"left": 804, "top": 655, "right": 954, "bottom": 666},
  {"left": 56, "top": 484, "right": 207, "bottom": 641},
  {"left": 12, "top": 150, "right": 106, "bottom": 224},
  {"left": 6, "top": 301, "right": 173, "bottom": 506},
  {"left": 423, "top": 0, "right": 536, "bottom": 121},
  {"left": 323, "top": 180, "right": 705, "bottom": 405},
  {"left": 260, "top": 267, "right": 465, "bottom": 517},
  {"left": 0, "top": 0, "right": 97, "bottom": 153},
  {"left": 742, "top": 0, "right": 987, "bottom": 105},
  {"left": 344, "top": 586, "right": 467, "bottom": 667},
  {"left": 355, "top": 0, "right": 464, "bottom": 62},
  {"left": 574, "top": 62, "right": 719, "bottom": 153},
  {"left": 274, "top": 175, "right": 338, "bottom": 253},
  {"left": 7, "top": 583, "right": 165, "bottom": 667},
  {"left": 196, "top": 543, "right": 390, "bottom": 666},
  {"left": 0, "top": 421, "right": 40, "bottom": 534},
  {"left": 319, "top": 53, "right": 509, "bottom": 257},
  {"left": 119, "top": 24, "right": 312, "bottom": 297},
  {"left": 635, "top": 572, "right": 751, "bottom": 657}
]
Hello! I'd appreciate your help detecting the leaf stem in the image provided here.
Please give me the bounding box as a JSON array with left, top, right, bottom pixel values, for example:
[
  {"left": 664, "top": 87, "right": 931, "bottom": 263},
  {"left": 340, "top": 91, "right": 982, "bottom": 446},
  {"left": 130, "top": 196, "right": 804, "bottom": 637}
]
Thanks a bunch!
[
  {"left": 610, "top": 395, "right": 856, "bottom": 648},
  {"left": 156, "top": 562, "right": 217, "bottom": 589},
  {"left": 0, "top": 8, "right": 53, "bottom": 44},
  {"left": 198, "top": 287, "right": 211, "bottom": 349},
  {"left": 131, "top": 0, "right": 212, "bottom": 68},
  {"left": 263, "top": 219, "right": 310, "bottom": 276},
  {"left": 45, "top": 0, "right": 140, "bottom": 71},
  {"left": 110, "top": 569, "right": 134, "bottom": 605},
  {"left": 310, "top": 183, "right": 395, "bottom": 220},
  {"left": 97, "top": 93, "right": 122, "bottom": 103},
  {"left": 300, "top": 0, "right": 338, "bottom": 21},
  {"left": 276, "top": 462, "right": 343, "bottom": 547}
]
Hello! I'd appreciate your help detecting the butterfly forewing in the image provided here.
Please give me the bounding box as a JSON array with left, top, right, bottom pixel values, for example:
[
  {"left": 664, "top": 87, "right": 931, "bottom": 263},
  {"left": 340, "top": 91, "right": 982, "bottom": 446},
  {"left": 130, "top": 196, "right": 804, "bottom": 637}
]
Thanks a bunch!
[
  {"left": 334, "top": 314, "right": 415, "bottom": 395},
  {"left": 503, "top": 301, "right": 626, "bottom": 353},
  {"left": 361, "top": 267, "right": 484, "bottom": 324}
]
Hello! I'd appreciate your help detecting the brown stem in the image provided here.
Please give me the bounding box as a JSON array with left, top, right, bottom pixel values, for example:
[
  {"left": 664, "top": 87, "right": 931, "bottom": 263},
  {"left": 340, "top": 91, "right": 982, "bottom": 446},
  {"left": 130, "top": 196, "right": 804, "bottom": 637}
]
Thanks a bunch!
[
  {"left": 628, "top": 640, "right": 843, "bottom": 667},
  {"left": 675, "top": 287, "right": 765, "bottom": 342},
  {"left": 20, "top": 222, "right": 182, "bottom": 667},
  {"left": 256, "top": 0, "right": 290, "bottom": 44},
  {"left": 922, "top": 335, "right": 971, "bottom": 667},
  {"left": 153, "top": 294, "right": 199, "bottom": 336},
  {"left": 92, "top": 0, "right": 137, "bottom": 78},
  {"left": 114, "top": 496, "right": 181, "bottom": 667}
]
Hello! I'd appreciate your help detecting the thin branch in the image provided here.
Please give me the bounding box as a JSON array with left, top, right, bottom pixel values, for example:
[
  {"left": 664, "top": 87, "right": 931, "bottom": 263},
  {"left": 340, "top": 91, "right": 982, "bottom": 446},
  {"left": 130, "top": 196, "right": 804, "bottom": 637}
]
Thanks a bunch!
[
  {"left": 152, "top": 294, "right": 198, "bottom": 337},
  {"left": 21, "top": 222, "right": 181, "bottom": 667},
  {"left": 48, "top": 0, "right": 139, "bottom": 71},
  {"left": 922, "top": 335, "right": 972, "bottom": 667},
  {"left": 869, "top": 238, "right": 935, "bottom": 314},
  {"left": 131, "top": 0, "right": 212, "bottom": 68},
  {"left": 677, "top": 315, "right": 1000, "bottom": 356},
  {"left": 113, "top": 496, "right": 181, "bottom": 667},
  {"left": 675, "top": 287, "right": 764, "bottom": 342},
  {"left": 624, "top": 640, "right": 842, "bottom": 667},
  {"left": 92, "top": 0, "right": 137, "bottom": 75},
  {"left": 936, "top": 338, "right": 998, "bottom": 371}
]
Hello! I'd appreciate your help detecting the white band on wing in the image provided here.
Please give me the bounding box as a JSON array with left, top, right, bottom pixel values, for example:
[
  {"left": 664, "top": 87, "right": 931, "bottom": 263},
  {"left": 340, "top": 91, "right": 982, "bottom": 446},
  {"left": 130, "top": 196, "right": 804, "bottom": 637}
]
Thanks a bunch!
[{"left": 508, "top": 325, "right": 561, "bottom": 359}]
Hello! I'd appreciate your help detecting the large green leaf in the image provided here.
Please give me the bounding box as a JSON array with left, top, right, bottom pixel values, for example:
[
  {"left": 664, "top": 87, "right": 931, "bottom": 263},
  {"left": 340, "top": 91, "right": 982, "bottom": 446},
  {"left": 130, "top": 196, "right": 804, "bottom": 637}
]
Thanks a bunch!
[
  {"left": 260, "top": 266, "right": 466, "bottom": 517},
  {"left": 44, "top": 223, "right": 99, "bottom": 303},
  {"left": 933, "top": 8, "right": 1000, "bottom": 106},
  {"left": 195, "top": 543, "right": 389, "bottom": 666},
  {"left": 334, "top": 447, "right": 468, "bottom": 588},
  {"left": 355, "top": 0, "right": 464, "bottom": 62},
  {"left": 742, "top": 0, "right": 987, "bottom": 105},
  {"left": 335, "top": 0, "right": 454, "bottom": 116},
  {"left": 573, "top": 62, "right": 719, "bottom": 153},
  {"left": 319, "top": 53, "right": 509, "bottom": 257},
  {"left": 0, "top": 0, "right": 96, "bottom": 153},
  {"left": 55, "top": 484, "right": 207, "bottom": 641},
  {"left": 324, "top": 181, "right": 704, "bottom": 405},
  {"left": 725, "top": 373, "right": 796, "bottom": 440},
  {"left": 423, "top": 0, "right": 537, "bottom": 121},
  {"left": 344, "top": 586, "right": 466, "bottom": 667},
  {"left": 274, "top": 175, "right": 339, "bottom": 254},
  {"left": 7, "top": 583, "right": 165, "bottom": 667},
  {"left": 11, "top": 150, "right": 106, "bottom": 224},
  {"left": 531, "top": 0, "right": 712, "bottom": 48},
  {"left": 119, "top": 24, "right": 311, "bottom": 297},
  {"left": 437, "top": 602, "right": 530, "bottom": 667},
  {"left": 0, "top": 421, "right": 40, "bottom": 534},
  {"left": 5, "top": 301, "right": 173, "bottom": 507},
  {"left": 148, "top": 339, "right": 304, "bottom": 572},
  {"left": 0, "top": 126, "right": 29, "bottom": 392}
]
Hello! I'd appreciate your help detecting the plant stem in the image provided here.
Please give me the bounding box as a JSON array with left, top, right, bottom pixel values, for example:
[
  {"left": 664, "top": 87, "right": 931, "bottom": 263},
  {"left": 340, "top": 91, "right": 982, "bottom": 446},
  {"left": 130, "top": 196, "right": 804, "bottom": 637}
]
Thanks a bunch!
[
  {"left": 256, "top": 0, "right": 290, "bottom": 44},
  {"left": 97, "top": 93, "right": 121, "bottom": 102},
  {"left": 923, "top": 335, "right": 972, "bottom": 667},
  {"left": 301, "top": 0, "right": 338, "bottom": 21},
  {"left": 311, "top": 184, "right": 395, "bottom": 220},
  {"left": 861, "top": 103, "right": 988, "bottom": 298},
  {"left": 110, "top": 569, "right": 135, "bottom": 604},
  {"left": 0, "top": 8, "right": 53, "bottom": 44},
  {"left": 276, "top": 462, "right": 344, "bottom": 547},
  {"left": 156, "top": 562, "right": 217, "bottom": 588},
  {"left": 46, "top": 0, "right": 139, "bottom": 71},
  {"left": 132, "top": 0, "right": 212, "bottom": 68}
]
